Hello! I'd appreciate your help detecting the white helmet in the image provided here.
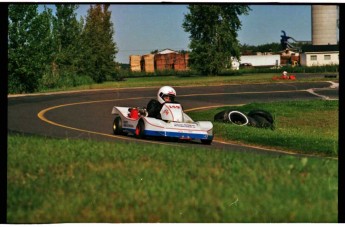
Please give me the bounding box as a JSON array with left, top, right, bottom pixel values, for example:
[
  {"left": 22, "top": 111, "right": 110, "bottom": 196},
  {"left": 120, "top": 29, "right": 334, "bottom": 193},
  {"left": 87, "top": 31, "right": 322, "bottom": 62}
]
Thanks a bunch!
[{"left": 157, "top": 86, "right": 176, "bottom": 104}]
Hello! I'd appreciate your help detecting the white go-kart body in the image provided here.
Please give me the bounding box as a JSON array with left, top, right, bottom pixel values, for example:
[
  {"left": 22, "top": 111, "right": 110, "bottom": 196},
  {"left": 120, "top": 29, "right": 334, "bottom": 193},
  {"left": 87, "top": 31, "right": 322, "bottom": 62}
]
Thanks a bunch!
[{"left": 111, "top": 103, "right": 213, "bottom": 144}]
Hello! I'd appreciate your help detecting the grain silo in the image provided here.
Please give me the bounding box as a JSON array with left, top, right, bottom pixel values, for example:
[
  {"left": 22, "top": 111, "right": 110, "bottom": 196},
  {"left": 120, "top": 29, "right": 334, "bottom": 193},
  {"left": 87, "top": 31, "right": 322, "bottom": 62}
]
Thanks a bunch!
[{"left": 312, "top": 5, "right": 338, "bottom": 45}]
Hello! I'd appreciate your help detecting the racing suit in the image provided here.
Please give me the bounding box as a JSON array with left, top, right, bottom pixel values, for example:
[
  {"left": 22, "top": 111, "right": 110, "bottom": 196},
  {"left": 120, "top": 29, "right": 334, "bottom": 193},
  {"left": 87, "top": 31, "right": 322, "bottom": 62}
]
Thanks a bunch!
[{"left": 146, "top": 99, "right": 181, "bottom": 119}]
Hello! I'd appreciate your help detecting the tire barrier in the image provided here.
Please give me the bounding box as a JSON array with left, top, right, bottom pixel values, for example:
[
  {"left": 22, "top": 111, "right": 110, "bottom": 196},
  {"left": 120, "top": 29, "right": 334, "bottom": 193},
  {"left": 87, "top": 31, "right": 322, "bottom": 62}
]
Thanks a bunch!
[
  {"left": 228, "top": 111, "right": 249, "bottom": 126},
  {"left": 214, "top": 109, "right": 275, "bottom": 129},
  {"left": 214, "top": 109, "right": 237, "bottom": 123},
  {"left": 247, "top": 109, "right": 274, "bottom": 124},
  {"left": 247, "top": 116, "right": 258, "bottom": 127},
  {"left": 248, "top": 109, "right": 275, "bottom": 129}
]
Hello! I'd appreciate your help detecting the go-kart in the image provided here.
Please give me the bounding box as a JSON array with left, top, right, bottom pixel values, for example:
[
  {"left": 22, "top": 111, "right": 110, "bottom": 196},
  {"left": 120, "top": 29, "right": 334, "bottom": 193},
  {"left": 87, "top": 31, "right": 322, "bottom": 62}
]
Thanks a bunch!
[{"left": 111, "top": 103, "right": 213, "bottom": 144}]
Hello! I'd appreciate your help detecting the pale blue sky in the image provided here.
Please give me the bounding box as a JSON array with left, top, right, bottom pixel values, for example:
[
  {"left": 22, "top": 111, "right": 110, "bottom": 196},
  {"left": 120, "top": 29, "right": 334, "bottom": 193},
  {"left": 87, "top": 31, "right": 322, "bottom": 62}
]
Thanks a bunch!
[{"left": 39, "top": 4, "right": 333, "bottom": 63}]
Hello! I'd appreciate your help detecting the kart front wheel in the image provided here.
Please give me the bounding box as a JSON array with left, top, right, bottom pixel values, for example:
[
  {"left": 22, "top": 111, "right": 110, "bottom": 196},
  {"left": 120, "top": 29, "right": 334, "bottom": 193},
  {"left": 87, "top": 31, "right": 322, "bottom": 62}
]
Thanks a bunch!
[
  {"left": 113, "top": 117, "right": 123, "bottom": 135},
  {"left": 135, "top": 120, "right": 146, "bottom": 139}
]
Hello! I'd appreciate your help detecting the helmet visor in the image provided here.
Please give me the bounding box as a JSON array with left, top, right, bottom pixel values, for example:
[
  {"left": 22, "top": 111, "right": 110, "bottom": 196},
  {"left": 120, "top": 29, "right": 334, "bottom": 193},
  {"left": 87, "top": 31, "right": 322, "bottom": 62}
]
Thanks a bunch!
[{"left": 162, "top": 94, "right": 175, "bottom": 102}]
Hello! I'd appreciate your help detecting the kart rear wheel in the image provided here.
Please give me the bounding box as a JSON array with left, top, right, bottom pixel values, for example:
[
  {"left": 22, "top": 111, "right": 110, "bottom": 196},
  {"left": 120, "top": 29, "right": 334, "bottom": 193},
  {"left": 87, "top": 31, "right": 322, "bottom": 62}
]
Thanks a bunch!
[
  {"left": 201, "top": 139, "right": 212, "bottom": 145},
  {"left": 113, "top": 117, "right": 123, "bottom": 135},
  {"left": 135, "top": 120, "right": 146, "bottom": 139}
]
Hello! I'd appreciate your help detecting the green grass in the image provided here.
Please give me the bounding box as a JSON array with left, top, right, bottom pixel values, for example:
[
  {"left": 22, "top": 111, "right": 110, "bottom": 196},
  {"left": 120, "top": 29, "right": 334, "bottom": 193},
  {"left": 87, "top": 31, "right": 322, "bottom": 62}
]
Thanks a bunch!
[
  {"left": 187, "top": 99, "right": 338, "bottom": 157},
  {"left": 7, "top": 133, "right": 338, "bottom": 223},
  {"left": 35, "top": 73, "right": 336, "bottom": 93},
  {"left": 7, "top": 92, "right": 338, "bottom": 222}
]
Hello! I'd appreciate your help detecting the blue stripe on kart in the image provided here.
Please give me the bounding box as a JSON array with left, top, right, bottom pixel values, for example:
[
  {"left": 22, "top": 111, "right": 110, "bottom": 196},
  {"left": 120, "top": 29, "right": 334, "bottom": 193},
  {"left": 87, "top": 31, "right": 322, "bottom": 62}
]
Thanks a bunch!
[
  {"left": 123, "top": 128, "right": 213, "bottom": 140},
  {"left": 145, "top": 130, "right": 212, "bottom": 140}
]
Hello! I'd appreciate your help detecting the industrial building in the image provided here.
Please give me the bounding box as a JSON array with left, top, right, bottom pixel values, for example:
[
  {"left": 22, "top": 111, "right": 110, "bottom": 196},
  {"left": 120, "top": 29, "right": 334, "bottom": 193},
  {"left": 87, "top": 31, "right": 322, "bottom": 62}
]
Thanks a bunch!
[
  {"left": 312, "top": 5, "right": 338, "bottom": 45},
  {"left": 130, "top": 5, "right": 338, "bottom": 72},
  {"left": 130, "top": 49, "right": 189, "bottom": 73},
  {"left": 299, "top": 5, "right": 339, "bottom": 67},
  {"left": 235, "top": 5, "right": 339, "bottom": 69},
  {"left": 231, "top": 53, "right": 281, "bottom": 69},
  {"left": 300, "top": 45, "right": 339, "bottom": 67}
]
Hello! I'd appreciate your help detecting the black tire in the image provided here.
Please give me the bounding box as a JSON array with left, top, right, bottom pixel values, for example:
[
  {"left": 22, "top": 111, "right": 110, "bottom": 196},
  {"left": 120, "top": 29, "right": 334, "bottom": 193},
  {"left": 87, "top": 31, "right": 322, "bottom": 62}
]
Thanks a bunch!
[
  {"left": 247, "top": 116, "right": 259, "bottom": 127},
  {"left": 201, "top": 138, "right": 212, "bottom": 145},
  {"left": 213, "top": 109, "right": 236, "bottom": 122},
  {"left": 251, "top": 115, "right": 273, "bottom": 128},
  {"left": 247, "top": 109, "right": 274, "bottom": 124},
  {"left": 247, "top": 115, "right": 275, "bottom": 130},
  {"left": 214, "top": 110, "right": 230, "bottom": 122},
  {"left": 228, "top": 111, "right": 249, "bottom": 126},
  {"left": 112, "top": 117, "right": 123, "bottom": 135},
  {"left": 135, "top": 120, "right": 146, "bottom": 139}
]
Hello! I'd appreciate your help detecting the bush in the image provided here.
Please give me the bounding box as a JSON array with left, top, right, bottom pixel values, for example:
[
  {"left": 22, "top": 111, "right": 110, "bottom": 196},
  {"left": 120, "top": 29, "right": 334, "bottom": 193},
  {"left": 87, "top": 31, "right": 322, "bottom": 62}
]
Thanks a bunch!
[
  {"left": 113, "top": 68, "right": 197, "bottom": 79},
  {"left": 108, "top": 71, "right": 126, "bottom": 81},
  {"left": 39, "top": 67, "right": 60, "bottom": 90},
  {"left": 212, "top": 65, "right": 339, "bottom": 76},
  {"left": 28, "top": 64, "right": 339, "bottom": 93},
  {"left": 73, "top": 75, "right": 94, "bottom": 86},
  {"left": 114, "top": 65, "right": 338, "bottom": 79},
  {"left": 39, "top": 69, "right": 94, "bottom": 91}
]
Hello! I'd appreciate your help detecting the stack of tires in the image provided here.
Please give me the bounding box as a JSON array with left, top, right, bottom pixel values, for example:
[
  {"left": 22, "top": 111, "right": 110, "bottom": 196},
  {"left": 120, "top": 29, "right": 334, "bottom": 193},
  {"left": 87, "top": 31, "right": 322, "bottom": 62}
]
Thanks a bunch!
[{"left": 214, "top": 109, "right": 274, "bottom": 130}]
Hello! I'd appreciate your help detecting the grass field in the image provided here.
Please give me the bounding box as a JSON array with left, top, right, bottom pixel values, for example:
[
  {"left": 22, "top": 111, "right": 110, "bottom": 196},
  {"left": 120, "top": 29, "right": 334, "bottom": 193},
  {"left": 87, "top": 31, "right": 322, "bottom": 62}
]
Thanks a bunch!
[
  {"left": 187, "top": 99, "right": 339, "bottom": 157},
  {"left": 37, "top": 73, "right": 336, "bottom": 93},
  {"left": 7, "top": 99, "right": 338, "bottom": 223},
  {"left": 7, "top": 134, "right": 338, "bottom": 223}
]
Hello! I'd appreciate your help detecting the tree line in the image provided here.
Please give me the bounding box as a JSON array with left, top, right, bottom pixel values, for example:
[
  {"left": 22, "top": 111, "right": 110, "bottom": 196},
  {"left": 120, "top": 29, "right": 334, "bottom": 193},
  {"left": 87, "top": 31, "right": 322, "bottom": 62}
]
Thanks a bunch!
[
  {"left": 9, "top": 4, "right": 251, "bottom": 94},
  {"left": 8, "top": 4, "right": 118, "bottom": 94}
]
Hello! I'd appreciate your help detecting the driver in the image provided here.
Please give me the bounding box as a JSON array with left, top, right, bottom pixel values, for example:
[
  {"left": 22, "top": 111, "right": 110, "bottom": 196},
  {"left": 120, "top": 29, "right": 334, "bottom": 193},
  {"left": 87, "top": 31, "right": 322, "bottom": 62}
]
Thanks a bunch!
[{"left": 146, "top": 86, "right": 179, "bottom": 119}]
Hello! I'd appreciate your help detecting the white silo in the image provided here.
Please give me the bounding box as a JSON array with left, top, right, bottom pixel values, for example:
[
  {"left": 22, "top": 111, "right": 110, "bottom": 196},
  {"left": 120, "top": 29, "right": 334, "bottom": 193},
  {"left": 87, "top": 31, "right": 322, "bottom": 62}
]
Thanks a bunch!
[{"left": 312, "top": 5, "right": 338, "bottom": 45}]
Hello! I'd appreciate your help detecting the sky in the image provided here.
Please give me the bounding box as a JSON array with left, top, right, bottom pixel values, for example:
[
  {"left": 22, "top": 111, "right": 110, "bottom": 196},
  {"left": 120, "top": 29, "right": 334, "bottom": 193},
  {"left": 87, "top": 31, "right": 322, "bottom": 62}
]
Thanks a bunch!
[{"left": 40, "top": 4, "right": 338, "bottom": 63}]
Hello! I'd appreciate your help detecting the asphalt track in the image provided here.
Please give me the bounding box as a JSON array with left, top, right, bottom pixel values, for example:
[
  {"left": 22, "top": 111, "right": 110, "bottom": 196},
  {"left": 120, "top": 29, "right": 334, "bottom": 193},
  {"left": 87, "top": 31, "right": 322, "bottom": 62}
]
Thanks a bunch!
[{"left": 8, "top": 81, "right": 339, "bottom": 157}]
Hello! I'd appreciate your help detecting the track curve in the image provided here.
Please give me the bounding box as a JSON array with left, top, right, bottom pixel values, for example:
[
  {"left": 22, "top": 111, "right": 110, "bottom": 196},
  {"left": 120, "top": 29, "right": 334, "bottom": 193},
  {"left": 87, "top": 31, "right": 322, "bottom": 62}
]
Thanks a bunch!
[{"left": 8, "top": 81, "right": 338, "bottom": 157}]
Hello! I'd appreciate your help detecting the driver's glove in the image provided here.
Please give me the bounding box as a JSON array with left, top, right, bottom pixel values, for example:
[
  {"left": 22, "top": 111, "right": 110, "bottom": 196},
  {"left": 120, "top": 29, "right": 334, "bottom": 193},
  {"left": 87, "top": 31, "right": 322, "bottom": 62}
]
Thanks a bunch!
[{"left": 139, "top": 108, "right": 148, "bottom": 117}]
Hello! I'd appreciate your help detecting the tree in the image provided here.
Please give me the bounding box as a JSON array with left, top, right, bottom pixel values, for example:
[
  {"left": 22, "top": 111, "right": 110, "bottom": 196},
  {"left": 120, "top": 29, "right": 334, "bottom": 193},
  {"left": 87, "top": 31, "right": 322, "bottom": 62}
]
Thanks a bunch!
[
  {"left": 52, "top": 4, "right": 82, "bottom": 74},
  {"left": 183, "top": 5, "right": 250, "bottom": 75},
  {"left": 8, "top": 4, "right": 53, "bottom": 93},
  {"left": 82, "top": 4, "right": 118, "bottom": 83},
  {"left": 151, "top": 49, "right": 159, "bottom": 54},
  {"left": 239, "top": 42, "right": 283, "bottom": 54}
]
